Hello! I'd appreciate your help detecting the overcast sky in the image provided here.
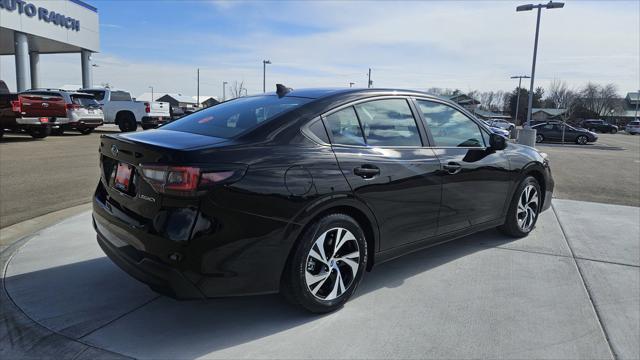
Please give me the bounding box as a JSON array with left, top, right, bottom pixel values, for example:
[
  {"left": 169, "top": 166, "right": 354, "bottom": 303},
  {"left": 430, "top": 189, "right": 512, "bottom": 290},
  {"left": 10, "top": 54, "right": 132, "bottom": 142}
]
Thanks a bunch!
[{"left": 1, "top": 0, "right": 638, "bottom": 99}]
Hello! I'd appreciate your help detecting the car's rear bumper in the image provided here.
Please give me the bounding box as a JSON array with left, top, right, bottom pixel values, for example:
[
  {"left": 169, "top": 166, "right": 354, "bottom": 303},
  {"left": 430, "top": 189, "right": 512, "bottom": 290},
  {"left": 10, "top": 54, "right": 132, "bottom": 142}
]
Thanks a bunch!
[{"left": 68, "top": 118, "right": 104, "bottom": 128}]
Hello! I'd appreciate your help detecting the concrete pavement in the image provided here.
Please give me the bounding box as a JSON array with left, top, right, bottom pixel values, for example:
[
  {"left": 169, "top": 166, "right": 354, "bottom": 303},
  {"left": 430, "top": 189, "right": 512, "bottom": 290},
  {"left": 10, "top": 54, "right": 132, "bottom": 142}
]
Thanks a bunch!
[{"left": 1, "top": 199, "right": 638, "bottom": 359}]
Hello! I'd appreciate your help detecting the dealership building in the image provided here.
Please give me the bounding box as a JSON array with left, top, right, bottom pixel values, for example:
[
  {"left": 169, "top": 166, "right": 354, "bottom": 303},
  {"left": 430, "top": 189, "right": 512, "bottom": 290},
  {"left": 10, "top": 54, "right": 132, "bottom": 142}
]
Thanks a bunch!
[{"left": 0, "top": 0, "right": 99, "bottom": 91}]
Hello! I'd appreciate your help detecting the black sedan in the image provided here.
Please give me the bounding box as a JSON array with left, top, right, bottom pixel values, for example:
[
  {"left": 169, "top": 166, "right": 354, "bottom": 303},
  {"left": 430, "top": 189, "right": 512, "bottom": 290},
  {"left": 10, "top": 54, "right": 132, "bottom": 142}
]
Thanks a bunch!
[
  {"left": 93, "top": 86, "right": 554, "bottom": 313},
  {"left": 533, "top": 122, "right": 598, "bottom": 145}
]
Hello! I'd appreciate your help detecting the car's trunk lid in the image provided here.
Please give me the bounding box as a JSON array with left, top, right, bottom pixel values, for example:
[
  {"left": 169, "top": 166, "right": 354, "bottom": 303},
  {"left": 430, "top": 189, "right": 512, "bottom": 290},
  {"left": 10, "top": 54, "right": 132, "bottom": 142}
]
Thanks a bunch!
[{"left": 18, "top": 93, "right": 66, "bottom": 118}]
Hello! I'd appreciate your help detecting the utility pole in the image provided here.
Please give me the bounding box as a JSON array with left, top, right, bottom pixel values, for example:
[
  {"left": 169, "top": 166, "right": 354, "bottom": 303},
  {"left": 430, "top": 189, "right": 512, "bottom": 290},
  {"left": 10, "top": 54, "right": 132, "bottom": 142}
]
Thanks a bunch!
[
  {"left": 510, "top": 75, "right": 530, "bottom": 125},
  {"left": 223, "top": 81, "right": 228, "bottom": 101},
  {"left": 197, "top": 68, "right": 200, "bottom": 108},
  {"left": 148, "top": 86, "right": 154, "bottom": 102},
  {"left": 367, "top": 68, "right": 372, "bottom": 88},
  {"left": 263, "top": 60, "right": 271, "bottom": 93}
]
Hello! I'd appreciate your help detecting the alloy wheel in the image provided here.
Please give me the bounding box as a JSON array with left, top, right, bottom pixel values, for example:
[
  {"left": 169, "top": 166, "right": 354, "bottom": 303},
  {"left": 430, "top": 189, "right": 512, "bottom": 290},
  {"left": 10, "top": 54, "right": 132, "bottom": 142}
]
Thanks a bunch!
[
  {"left": 535, "top": 134, "right": 543, "bottom": 143},
  {"left": 305, "top": 227, "right": 360, "bottom": 301},
  {"left": 577, "top": 136, "right": 587, "bottom": 145},
  {"left": 517, "top": 184, "right": 538, "bottom": 232}
]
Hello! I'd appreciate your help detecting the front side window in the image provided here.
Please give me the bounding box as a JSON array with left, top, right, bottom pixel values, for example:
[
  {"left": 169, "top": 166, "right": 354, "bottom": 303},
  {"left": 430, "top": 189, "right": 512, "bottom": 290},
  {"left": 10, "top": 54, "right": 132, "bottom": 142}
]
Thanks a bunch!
[
  {"left": 417, "top": 100, "right": 485, "bottom": 148},
  {"left": 324, "top": 107, "right": 366, "bottom": 146},
  {"left": 354, "top": 99, "right": 422, "bottom": 147},
  {"left": 162, "top": 95, "right": 312, "bottom": 138}
]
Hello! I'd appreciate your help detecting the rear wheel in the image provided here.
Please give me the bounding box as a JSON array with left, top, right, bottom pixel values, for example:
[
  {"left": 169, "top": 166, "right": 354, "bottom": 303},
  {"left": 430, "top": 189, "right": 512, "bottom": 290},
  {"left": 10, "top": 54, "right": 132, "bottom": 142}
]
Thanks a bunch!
[
  {"left": 117, "top": 113, "right": 137, "bottom": 132},
  {"left": 141, "top": 124, "right": 154, "bottom": 130},
  {"left": 535, "top": 134, "right": 544, "bottom": 143},
  {"left": 51, "top": 127, "right": 64, "bottom": 136},
  {"left": 29, "top": 126, "right": 51, "bottom": 139},
  {"left": 499, "top": 176, "right": 541, "bottom": 238},
  {"left": 281, "top": 213, "right": 367, "bottom": 313},
  {"left": 576, "top": 135, "right": 588, "bottom": 145},
  {"left": 78, "top": 127, "right": 94, "bottom": 135},
  {"left": 610, "top": 128, "right": 617, "bottom": 134}
]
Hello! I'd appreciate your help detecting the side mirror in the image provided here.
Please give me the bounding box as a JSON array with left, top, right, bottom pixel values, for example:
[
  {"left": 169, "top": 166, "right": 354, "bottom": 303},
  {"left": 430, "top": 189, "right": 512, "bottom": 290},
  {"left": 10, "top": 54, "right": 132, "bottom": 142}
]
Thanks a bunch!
[{"left": 489, "top": 133, "right": 507, "bottom": 150}]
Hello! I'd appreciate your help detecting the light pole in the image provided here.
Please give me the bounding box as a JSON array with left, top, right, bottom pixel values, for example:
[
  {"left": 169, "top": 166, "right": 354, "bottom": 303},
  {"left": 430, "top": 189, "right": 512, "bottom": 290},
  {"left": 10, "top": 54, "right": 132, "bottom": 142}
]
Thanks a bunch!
[
  {"left": 222, "top": 81, "right": 228, "bottom": 101},
  {"left": 148, "top": 86, "right": 154, "bottom": 101},
  {"left": 349, "top": 82, "right": 355, "bottom": 88},
  {"left": 263, "top": 60, "right": 271, "bottom": 93},
  {"left": 636, "top": 90, "right": 639, "bottom": 121},
  {"left": 367, "top": 68, "right": 372, "bottom": 88},
  {"left": 510, "top": 75, "right": 530, "bottom": 125},
  {"left": 517, "top": 1, "right": 564, "bottom": 128},
  {"left": 196, "top": 68, "right": 200, "bottom": 107}
]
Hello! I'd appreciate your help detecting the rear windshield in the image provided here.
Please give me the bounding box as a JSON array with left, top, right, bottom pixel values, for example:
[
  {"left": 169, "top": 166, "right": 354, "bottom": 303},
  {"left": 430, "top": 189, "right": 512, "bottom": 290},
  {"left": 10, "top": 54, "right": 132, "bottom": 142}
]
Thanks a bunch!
[
  {"left": 161, "top": 95, "right": 312, "bottom": 138},
  {"left": 81, "top": 90, "right": 105, "bottom": 101},
  {"left": 72, "top": 95, "right": 100, "bottom": 107}
]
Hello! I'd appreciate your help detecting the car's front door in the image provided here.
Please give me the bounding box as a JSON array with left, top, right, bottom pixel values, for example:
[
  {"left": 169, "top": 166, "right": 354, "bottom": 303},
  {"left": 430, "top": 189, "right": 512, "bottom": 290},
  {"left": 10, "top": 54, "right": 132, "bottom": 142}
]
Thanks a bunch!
[
  {"left": 323, "top": 98, "right": 442, "bottom": 250},
  {"left": 414, "top": 99, "right": 512, "bottom": 234}
]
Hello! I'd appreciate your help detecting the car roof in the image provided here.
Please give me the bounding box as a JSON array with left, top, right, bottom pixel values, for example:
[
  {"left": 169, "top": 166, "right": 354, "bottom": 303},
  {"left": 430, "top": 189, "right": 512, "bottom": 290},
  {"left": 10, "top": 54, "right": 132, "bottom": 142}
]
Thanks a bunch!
[{"left": 262, "top": 87, "right": 439, "bottom": 100}]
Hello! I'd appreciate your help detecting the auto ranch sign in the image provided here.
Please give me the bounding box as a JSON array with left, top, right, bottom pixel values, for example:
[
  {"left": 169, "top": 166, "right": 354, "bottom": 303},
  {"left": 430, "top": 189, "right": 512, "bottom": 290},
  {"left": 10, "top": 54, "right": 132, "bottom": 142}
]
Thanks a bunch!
[{"left": 0, "top": 0, "right": 81, "bottom": 31}]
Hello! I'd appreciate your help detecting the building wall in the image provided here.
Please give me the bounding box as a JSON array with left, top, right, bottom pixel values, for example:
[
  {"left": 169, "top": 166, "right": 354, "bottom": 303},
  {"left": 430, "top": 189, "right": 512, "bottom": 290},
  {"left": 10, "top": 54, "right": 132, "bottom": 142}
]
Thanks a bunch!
[{"left": 0, "top": 0, "right": 99, "bottom": 54}]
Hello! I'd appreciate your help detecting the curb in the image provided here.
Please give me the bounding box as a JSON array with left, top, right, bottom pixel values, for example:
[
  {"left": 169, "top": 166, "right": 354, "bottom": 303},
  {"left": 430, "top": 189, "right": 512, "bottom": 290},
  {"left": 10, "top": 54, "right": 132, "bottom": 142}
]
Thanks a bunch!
[{"left": 0, "top": 203, "right": 92, "bottom": 253}]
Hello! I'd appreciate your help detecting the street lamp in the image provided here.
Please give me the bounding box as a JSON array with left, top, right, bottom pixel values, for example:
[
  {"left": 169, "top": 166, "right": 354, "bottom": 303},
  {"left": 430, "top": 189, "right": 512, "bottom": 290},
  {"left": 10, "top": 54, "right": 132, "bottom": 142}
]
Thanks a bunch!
[
  {"left": 262, "top": 60, "right": 271, "bottom": 93},
  {"left": 349, "top": 82, "right": 355, "bottom": 88},
  {"left": 517, "top": 1, "right": 564, "bottom": 129},
  {"left": 148, "top": 86, "right": 154, "bottom": 101},
  {"left": 222, "top": 81, "right": 228, "bottom": 101},
  {"left": 510, "top": 75, "right": 530, "bottom": 125}
]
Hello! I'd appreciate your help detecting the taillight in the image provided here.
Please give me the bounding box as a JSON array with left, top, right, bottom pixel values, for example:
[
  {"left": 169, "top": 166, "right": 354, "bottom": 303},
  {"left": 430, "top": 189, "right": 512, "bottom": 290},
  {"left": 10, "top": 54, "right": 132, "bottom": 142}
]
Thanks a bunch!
[
  {"left": 11, "top": 100, "right": 21, "bottom": 113},
  {"left": 39, "top": 117, "right": 49, "bottom": 123},
  {"left": 139, "top": 164, "right": 245, "bottom": 195},
  {"left": 66, "top": 103, "right": 81, "bottom": 110},
  {"left": 144, "top": 102, "right": 150, "bottom": 113}
]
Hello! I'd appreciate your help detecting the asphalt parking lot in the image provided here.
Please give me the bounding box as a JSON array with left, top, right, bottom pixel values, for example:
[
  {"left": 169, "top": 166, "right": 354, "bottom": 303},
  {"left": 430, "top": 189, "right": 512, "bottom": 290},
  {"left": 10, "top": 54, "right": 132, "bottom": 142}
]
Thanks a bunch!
[{"left": 1, "top": 128, "right": 639, "bottom": 229}]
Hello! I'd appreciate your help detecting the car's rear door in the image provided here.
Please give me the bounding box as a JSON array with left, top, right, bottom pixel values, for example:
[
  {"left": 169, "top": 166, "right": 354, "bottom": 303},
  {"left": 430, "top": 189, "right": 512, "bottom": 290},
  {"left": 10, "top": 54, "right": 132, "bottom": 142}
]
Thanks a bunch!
[
  {"left": 323, "top": 97, "right": 442, "bottom": 250},
  {"left": 413, "top": 98, "right": 511, "bottom": 234}
]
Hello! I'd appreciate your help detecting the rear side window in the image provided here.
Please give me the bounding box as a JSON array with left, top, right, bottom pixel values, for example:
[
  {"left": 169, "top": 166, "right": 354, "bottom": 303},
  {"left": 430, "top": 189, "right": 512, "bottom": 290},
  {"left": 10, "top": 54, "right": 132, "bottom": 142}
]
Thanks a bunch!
[
  {"left": 417, "top": 100, "right": 485, "bottom": 148},
  {"left": 354, "top": 99, "right": 422, "bottom": 146},
  {"left": 110, "top": 91, "right": 132, "bottom": 101},
  {"left": 324, "top": 107, "right": 366, "bottom": 146},
  {"left": 161, "top": 95, "right": 312, "bottom": 138}
]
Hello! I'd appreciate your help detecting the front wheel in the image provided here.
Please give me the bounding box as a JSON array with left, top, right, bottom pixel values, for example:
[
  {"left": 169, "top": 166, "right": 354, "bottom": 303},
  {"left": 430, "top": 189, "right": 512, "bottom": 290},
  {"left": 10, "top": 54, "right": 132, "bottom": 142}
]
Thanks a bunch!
[
  {"left": 576, "top": 135, "right": 588, "bottom": 145},
  {"left": 499, "top": 176, "right": 541, "bottom": 238},
  {"left": 610, "top": 128, "right": 617, "bottom": 134},
  {"left": 281, "top": 214, "right": 367, "bottom": 313},
  {"left": 535, "top": 134, "right": 544, "bottom": 143}
]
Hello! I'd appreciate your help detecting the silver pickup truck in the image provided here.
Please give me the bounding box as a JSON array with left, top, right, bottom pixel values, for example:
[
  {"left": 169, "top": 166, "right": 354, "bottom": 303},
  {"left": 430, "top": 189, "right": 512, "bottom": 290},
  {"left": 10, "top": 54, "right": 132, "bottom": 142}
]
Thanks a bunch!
[{"left": 79, "top": 88, "right": 170, "bottom": 132}]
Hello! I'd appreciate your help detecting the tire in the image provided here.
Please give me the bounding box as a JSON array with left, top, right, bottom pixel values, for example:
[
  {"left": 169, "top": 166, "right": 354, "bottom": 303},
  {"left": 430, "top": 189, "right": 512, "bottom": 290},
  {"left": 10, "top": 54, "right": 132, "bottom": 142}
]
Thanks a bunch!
[
  {"left": 0, "top": 128, "right": 4, "bottom": 139},
  {"left": 281, "top": 213, "right": 368, "bottom": 313},
  {"left": 141, "top": 124, "right": 154, "bottom": 130},
  {"left": 535, "top": 134, "right": 544, "bottom": 143},
  {"left": 51, "top": 127, "right": 64, "bottom": 136},
  {"left": 78, "top": 127, "right": 94, "bottom": 135},
  {"left": 589, "top": 128, "right": 596, "bottom": 133},
  {"left": 610, "top": 128, "right": 617, "bottom": 134},
  {"left": 117, "top": 113, "right": 137, "bottom": 132},
  {"left": 576, "top": 135, "right": 588, "bottom": 145},
  {"left": 29, "top": 126, "right": 51, "bottom": 139},
  {"left": 499, "top": 176, "right": 541, "bottom": 238}
]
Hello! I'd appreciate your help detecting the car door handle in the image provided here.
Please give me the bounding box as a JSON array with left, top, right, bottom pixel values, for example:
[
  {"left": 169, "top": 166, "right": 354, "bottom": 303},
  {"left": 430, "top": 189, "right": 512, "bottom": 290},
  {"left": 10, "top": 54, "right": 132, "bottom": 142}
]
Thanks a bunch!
[
  {"left": 354, "top": 165, "right": 380, "bottom": 178},
  {"left": 443, "top": 162, "right": 462, "bottom": 175}
]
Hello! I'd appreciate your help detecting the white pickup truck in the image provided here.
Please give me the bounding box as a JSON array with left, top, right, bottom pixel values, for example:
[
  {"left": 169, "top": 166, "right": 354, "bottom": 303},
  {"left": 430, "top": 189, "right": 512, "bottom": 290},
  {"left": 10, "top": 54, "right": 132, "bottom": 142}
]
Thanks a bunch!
[{"left": 79, "top": 88, "right": 170, "bottom": 132}]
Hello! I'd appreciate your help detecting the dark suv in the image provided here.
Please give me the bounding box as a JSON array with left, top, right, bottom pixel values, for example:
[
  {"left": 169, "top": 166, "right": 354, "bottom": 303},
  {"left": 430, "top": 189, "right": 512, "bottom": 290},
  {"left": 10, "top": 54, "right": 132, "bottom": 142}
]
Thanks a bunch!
[
  {"left": 580, "top": 119, "right": 618, "bottom": 134},
  {"left": 94, "top": 87, "right": 554, "bottom": 313}
]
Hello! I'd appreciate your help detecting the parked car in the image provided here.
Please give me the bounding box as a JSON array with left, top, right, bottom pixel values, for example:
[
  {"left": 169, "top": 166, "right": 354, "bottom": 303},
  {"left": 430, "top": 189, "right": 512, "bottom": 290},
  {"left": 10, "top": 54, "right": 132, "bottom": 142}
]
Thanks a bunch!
[
  {"left": 0, "top": 80, "right": 52, "bottom": 139},
  {"left": 488, "top": 126, "right": 510, "bottom": 138},
  {"left": 79, "top": 88, "right": 170, "bottom": 131},
  {"left": 21, "top": 89, "right": 104, "bottom": 135},
  {"left": 93, "top": 86, "right": 554, "bottom": 313},
  {"left": 533, "top": 122, "right": 598, "bottom": 145},
  {"left": 486, "top": 119, "right": 515, "bottom": 131},
  {"left": 580, "top": 119, "right": 618, "bottom": 134},
  {"left": 625, "top": 120, "right": 640, "bottom": 135}
]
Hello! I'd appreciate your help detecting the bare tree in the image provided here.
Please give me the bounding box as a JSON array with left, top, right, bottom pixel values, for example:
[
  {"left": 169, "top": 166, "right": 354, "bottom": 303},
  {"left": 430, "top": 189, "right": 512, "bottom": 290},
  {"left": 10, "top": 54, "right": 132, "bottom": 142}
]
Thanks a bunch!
[
  {"left": 228, "top": 81, "right": 246, "bottom": 99},
  {"left": 580, "top": 82, "right": 620, "bottom": 117},
  {"left": 547, "top": 80, "right": 579, "bottom": 121}
]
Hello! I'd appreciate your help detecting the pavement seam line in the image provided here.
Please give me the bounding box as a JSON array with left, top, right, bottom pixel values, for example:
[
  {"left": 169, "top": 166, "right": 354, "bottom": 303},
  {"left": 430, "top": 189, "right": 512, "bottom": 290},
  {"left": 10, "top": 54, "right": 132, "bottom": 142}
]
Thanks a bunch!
[
  {"left": 489, "top": 245, "right": 639, "bottom": 268},
  {"left": 1, "top": 235, "right": 133, "bottom": 359},
  {"left": 552, "top": 203, "right": 617, "bottom": 360},
  {"left": 78, "top": 294, "right": 162, "bottom": 340}
]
